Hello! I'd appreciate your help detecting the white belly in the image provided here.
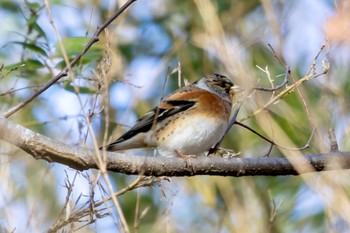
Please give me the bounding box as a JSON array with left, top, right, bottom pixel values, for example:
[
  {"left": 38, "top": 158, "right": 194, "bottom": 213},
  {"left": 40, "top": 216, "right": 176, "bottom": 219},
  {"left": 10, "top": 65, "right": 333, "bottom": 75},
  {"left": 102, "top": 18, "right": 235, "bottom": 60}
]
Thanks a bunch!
[{"left": 154, "top": 116, "right": 228, "bottom": 157}]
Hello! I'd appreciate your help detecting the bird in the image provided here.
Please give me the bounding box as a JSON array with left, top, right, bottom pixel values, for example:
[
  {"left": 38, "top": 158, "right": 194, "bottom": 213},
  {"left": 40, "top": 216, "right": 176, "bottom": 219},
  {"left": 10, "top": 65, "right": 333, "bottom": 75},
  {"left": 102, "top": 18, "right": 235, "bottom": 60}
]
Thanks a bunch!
[{"left": 100, "top": 73, "right": 241, "bottom": 157}]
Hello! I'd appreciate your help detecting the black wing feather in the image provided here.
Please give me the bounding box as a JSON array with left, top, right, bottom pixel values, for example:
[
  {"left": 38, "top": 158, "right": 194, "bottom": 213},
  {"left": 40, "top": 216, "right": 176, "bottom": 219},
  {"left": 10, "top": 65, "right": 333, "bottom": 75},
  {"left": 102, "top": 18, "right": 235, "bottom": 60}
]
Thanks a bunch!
[{"left": 109, "top": 100, "right": 195, "bottom": 145}]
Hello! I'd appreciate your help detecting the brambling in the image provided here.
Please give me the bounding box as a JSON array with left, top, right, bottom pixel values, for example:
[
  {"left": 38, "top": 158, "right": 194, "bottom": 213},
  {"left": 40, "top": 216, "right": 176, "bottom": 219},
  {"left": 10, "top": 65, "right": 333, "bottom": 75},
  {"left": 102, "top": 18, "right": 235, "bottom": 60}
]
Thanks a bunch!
[{"left": 101, "top": 73, "right": 241, "bottom": 157}]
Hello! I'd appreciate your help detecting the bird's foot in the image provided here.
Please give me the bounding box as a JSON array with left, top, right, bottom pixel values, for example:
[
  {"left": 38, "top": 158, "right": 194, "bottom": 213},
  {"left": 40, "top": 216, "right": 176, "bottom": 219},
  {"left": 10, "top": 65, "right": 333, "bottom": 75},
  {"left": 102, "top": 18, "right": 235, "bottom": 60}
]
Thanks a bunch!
[
  {"left": 175, "top": 150, "right": 196, "bottom": 174},
  {"left": 211, "top": 147, "right": 241, "bottom": 158}
]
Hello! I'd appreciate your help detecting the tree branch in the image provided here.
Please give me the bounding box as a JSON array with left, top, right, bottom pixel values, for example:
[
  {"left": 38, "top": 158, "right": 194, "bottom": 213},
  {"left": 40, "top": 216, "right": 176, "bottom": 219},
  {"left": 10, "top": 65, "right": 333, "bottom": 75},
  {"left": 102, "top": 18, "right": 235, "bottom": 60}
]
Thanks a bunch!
[{"left": 0, "top": 117, "right": 349, "bottom": 177}]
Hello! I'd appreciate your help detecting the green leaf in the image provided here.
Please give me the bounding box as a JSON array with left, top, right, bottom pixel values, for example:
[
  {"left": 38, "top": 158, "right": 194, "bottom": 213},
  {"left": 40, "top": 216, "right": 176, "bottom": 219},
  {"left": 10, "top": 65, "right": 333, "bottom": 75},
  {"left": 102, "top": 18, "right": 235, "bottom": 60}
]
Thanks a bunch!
[
  {"left": 27, "top": 14, "right": 38, "bottom": 29},
  {"left": 25, "top": 2, "right": 41, "bottom": 10},
  {"left": 118, "top": 44, "right": 134, "bottom": 62},
  {"left": 63, "top": 81, "right": 96, "bottom": 94},
  {"left": 12, "top": 41, "right": 48, "bottom": 57},
  {"left": 1, "top": 1, "right": 20, "bottom": 12},
  {"left": 55, "top": 37, "right": 103, "bottom": 58},
  {"left": 32, "top": 22, "right": 48, "bottom": 40},
  {"left": 4, "top": 59, "right": 44, "bottom": 73},
  {"left": 54, "top": 55, "right": 98, "bottom": 69}
]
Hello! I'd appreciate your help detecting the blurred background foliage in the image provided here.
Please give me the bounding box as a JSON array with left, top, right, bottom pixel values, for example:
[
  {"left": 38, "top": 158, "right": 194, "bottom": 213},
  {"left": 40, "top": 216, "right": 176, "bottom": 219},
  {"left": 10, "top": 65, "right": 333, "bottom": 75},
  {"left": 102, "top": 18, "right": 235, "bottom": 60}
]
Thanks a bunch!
[{"left": 1, "top": 0, "right": 350, "bottom": 232}]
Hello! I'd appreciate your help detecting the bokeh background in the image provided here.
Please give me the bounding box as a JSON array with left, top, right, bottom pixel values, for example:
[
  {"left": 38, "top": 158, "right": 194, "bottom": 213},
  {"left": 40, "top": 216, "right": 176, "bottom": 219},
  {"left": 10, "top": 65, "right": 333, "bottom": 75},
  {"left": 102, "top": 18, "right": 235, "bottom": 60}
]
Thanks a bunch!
[{"left": 1, "top": 0, "right": 350, "bottom": 232}]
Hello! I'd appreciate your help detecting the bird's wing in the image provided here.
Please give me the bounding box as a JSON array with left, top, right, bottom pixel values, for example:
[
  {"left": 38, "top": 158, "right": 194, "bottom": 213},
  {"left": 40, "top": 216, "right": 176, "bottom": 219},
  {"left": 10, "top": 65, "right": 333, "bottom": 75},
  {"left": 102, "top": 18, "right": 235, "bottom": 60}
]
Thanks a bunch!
[
  {"left": 102, "top": 88, "right": 203, "bottom": 150},
  {"left": 111, "top": 100, "right": 195, "bottom": 143}
]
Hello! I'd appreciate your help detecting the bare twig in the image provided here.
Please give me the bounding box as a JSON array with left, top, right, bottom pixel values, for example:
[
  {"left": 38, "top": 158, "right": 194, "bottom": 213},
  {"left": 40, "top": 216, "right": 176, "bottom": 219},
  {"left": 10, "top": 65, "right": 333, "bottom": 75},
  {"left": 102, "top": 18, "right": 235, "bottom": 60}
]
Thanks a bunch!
[
  {"left": 328, "top": 128, "right": 339, "bottom": 152},
  {"left": 48, "top": 171, "right": 81, "bottom": 233},
  {"left": 267, "top": 190, "right": 283, "bottom": 233},
  {"left": 268, "top": 43, "right": 286, "bottom": 67},
  {"left": 240, "top": 41, "right": 329, "bottom": 122},
  {"left": 47, "top": 176, "right": 167, "bottom": 233},
  {"left": 233, "top": 122, "right": 316, "bottom": 155},
  {"left": 254, "top": 65, "right": 290, "bottom": 92}
]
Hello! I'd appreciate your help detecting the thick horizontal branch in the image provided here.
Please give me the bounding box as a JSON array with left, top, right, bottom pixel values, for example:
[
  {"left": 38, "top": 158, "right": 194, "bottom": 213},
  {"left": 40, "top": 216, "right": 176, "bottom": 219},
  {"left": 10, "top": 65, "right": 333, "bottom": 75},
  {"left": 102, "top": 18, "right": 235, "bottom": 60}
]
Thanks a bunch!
[{"left": 0, "top": 117, "right": 349, "bottom": 177}]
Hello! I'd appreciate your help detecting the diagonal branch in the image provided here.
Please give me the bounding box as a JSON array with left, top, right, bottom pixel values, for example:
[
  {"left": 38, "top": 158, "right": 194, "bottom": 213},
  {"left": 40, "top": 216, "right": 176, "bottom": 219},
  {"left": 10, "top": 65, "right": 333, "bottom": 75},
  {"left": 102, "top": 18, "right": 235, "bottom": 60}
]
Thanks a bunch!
[
  {"left": 3, "top": 0, "right": 137, "bottom": 118},
  {"left": 0, "top": 117, "right": 350, "bottom": 177}
]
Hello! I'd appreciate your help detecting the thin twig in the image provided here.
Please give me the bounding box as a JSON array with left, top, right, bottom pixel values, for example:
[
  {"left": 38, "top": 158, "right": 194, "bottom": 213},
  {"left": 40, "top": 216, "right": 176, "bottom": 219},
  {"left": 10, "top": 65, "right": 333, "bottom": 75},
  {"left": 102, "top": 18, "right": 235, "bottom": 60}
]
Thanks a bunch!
[
  {"left": 233, "top": 122, "right": 316, "bottom": 155},
  {"left": 328, "top": 128, "right": 339, "bottom": 152},
  {"left": 268, "top": 43, "right": 286, "bottom": 67},
  {"left": 47, "top": 176, "right": 167, "bottom": 232},
  {"left": 267, "top": 190, "right": 283, "bottom": 233},
  {"left": 254, "top": 65, "right": 290, "bottom": 92},
  {"left": 48, "top": 171, "right": 79, "bottom": 233},
  {"left": 240, "top": 56, "right": 329, "bottom": 122}
]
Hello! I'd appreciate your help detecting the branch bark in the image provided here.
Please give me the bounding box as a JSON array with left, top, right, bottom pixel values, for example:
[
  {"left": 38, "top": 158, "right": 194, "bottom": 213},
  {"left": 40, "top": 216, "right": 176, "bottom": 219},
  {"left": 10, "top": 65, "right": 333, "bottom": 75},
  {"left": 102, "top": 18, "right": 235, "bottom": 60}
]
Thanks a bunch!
[{"left": 1, "top": 117, "right": 349, "bottom": 177}]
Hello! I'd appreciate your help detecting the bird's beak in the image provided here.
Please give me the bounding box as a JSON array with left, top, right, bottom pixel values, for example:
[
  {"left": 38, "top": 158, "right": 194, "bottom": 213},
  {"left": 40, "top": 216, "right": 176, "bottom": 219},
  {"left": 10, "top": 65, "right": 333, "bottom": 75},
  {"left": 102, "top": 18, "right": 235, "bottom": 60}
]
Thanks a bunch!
[
  {"left": 230, "top": 85, "right": 243, "bottom": 94},
  {"left": 229, "top": 85, "right": 242, "bottom": 100}
]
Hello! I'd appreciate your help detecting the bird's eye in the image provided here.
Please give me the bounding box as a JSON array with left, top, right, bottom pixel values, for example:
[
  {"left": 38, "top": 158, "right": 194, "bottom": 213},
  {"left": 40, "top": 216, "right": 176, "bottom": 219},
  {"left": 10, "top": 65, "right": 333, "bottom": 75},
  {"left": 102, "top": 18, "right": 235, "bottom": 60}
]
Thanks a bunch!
[{"left": 219, "top": 82, "right": 228, "bottom": 88}]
